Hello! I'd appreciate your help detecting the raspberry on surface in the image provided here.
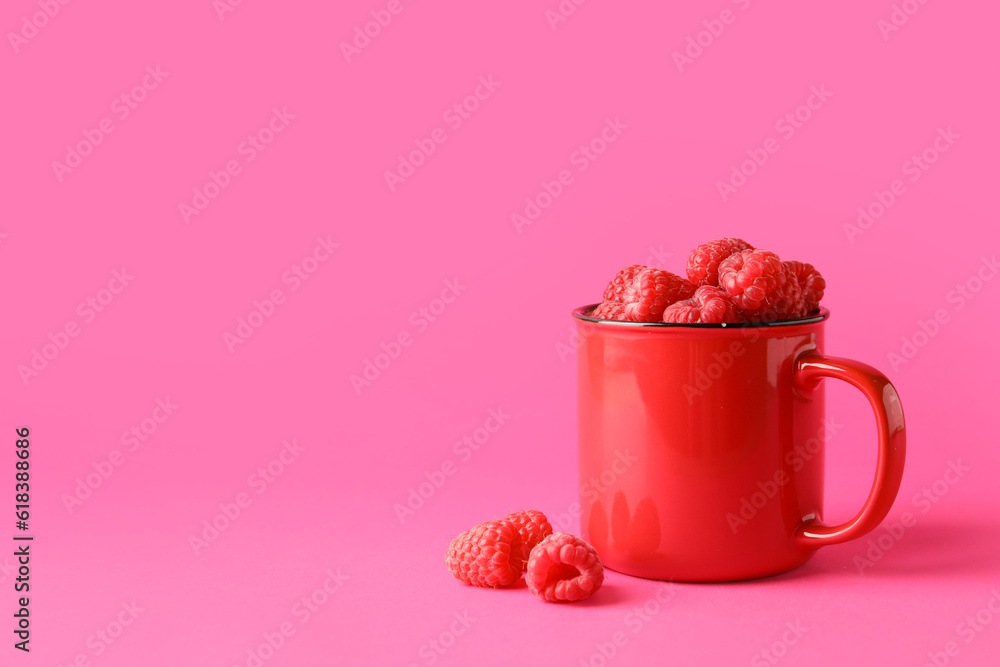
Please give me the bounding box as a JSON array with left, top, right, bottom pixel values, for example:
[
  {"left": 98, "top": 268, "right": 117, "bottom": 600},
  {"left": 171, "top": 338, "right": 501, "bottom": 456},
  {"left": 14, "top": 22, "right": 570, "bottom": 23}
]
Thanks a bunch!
[
  {"left": 663, "top": 285, "right": 738, "bottom": 324},
  {"left": 620, "top": 268, "right": 696, "bottom": 322},
  {"left": 718, "top": 248, "right": 786, "bottom": 311},
  {"left": 602, "top": 264, "right": 647, "bottom": 303},
  {"left": 784, "top": 260, "right": 826, "bottom": 313},
  {"left": 504, "top": 510, "right": 553, "bottom": 572},
  {"left": 525, "top": 533, "right": 605, "bottom": 603},
  {"left": 686, "top": 238, "right": 754, "bottom": 287},
  {"left": 591, "top": 301, "right": 629, "bottom": 321},
  {"left": 446, "top": 520, "right": 524, "bottom": 588}
]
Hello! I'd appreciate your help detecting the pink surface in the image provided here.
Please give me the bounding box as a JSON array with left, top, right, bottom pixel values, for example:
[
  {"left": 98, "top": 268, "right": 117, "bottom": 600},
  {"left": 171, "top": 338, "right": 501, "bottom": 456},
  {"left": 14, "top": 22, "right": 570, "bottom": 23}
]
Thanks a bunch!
[{"left": 2, "top": 1, "right": 999, "bottom": 665}]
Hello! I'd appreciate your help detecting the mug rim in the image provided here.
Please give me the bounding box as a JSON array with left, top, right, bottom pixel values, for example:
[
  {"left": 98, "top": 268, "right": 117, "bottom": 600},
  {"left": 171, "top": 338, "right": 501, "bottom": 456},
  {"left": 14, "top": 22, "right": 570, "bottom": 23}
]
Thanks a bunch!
[{"left": 572, "top": 304, "right": 830, "bottom": 328}]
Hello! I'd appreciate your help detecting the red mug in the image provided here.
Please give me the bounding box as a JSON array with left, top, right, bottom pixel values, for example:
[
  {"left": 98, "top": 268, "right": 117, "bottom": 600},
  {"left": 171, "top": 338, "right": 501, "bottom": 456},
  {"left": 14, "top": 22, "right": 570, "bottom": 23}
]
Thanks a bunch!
[{"left": 572, "top": 305, "right": 905, "bottom": 582}]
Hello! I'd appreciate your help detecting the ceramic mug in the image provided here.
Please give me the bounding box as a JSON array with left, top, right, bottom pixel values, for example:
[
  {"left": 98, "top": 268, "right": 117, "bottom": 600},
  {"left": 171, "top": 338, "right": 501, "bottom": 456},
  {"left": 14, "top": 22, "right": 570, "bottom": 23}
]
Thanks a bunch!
[{"left": 572, "top": 305, "right": 905, "bottom": 582}]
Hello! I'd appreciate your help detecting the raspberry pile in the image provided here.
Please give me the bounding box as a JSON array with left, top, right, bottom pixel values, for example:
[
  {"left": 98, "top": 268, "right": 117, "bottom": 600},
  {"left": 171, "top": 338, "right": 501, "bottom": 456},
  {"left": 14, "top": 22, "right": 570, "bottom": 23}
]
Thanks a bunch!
[
  {"left": 590, "top": 238, "right": 825, "bottom": 324},
  {"left": 446, "top": 510, "right": 605, "bottom": 603}
]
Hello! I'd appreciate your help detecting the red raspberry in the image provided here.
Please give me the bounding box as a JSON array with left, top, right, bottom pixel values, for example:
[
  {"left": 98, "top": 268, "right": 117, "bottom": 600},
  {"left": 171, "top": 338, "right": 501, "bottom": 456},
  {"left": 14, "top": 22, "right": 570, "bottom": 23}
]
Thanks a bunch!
[
  {"left": 598, "top": 265, "right": 695, "bottom": 322},
  {"left": 591, "top": 301, "right": 628, "bottom": 321},
  {"left": 526, "top": 533, "right": 605, "bottom": 603},
  {"left": 620, "top": 268, "right": 695, "bottom": 322},
  {"left": 663, "top": 286, "right": 737, "bottom": 324},
  {"left": 602, "top": 264, "right": 646, "bottom": 303},
  {"left": 446, "top": 520, "right": 524, "bottom": 588},
  {"left": 774, "top": 264, "right": 807, "bottom": 318},
  {"left": 784, "top": 260, "right": 826, "bottom": 313},
  {"left": 686, "top": 238, "right": 754, "bottom": 287},
  {"left": 741, "top": 263, "right": 805, "bottom": 322},
  {"left": 505, "top": 510, "right": 553, "bottom": 571},
  {"left": 718, "top": 248, "right": 786, "bottom": 311}
]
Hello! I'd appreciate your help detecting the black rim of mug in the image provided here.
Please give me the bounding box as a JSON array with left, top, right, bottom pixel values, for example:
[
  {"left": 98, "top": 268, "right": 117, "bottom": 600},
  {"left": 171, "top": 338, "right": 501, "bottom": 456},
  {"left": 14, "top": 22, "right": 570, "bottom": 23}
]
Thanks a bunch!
[{"left": 571, "top": 305, "right": 830, "bottom": 329}]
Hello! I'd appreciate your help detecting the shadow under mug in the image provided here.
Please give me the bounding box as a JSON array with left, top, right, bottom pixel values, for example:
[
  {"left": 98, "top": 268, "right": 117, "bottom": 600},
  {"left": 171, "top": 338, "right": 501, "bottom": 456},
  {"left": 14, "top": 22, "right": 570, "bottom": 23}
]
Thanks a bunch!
[{"left": 572, "top": 305, "right": 906, "bottom": 582}]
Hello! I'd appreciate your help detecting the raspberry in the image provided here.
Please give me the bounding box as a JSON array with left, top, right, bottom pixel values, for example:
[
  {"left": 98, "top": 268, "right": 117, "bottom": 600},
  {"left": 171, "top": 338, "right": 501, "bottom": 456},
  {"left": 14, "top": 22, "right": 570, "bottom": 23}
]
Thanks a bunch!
[
  {"left": 740, "top": 261, "right": 826, "bottom": 321},
  {"left": 773, "top": 264, "right": 807, "bottom": 318},
  {"left": 505, "top": 510, "right": 553, "bottom": 571},
  {"left": 686, "top": 238, "right": 754, "bottom": 287},
  {"left": 718, "top": 248, "right": 786, "bottom": 311},
  {"left": 741, "top": 263, "right": 805, "bottom": 321},
  {"left": 446, "top": 520, "right": 524, "bottom": 588},
  {"left": 598, "top": 265, "right": 695, "bottom": 322},
  {"left": 602, "top": 264, "right": 646, "bottom": 303},
  {"left": 526, "top": 533, "right": 605, "bottom": 603},
  {"left": 620, "top": 268, "right": 695, "bottom": 322},
  {"left": 591, "top": 301, "right": 628, "bottom": 321},
  {"left": 784, "top": 260, "right": 826, "bottom": 313},
  {"left": 663, "top": 286, "right": 737, "bottom": 324}
]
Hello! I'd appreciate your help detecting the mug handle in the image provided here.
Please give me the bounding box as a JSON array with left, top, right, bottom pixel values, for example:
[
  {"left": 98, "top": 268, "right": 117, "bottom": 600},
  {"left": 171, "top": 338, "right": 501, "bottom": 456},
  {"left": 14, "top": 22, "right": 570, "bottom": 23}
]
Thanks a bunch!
[{"left": 793, "top": 351, "right": 906, "bottom": 548}]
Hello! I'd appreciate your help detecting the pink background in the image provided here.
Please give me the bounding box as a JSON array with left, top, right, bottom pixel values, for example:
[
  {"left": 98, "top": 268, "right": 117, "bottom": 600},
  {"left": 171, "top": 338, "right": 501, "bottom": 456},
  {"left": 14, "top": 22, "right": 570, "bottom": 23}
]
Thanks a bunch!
[{"left": 3, "top": 0, "right": 999, "bottom": 665}]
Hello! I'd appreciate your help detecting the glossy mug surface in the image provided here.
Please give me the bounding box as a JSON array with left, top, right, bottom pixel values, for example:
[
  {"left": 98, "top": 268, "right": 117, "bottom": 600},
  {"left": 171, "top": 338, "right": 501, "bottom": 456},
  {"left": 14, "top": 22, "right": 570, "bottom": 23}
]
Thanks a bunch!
[{"left": 573, "top": 306, "right": 906, "bottom": 582}]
